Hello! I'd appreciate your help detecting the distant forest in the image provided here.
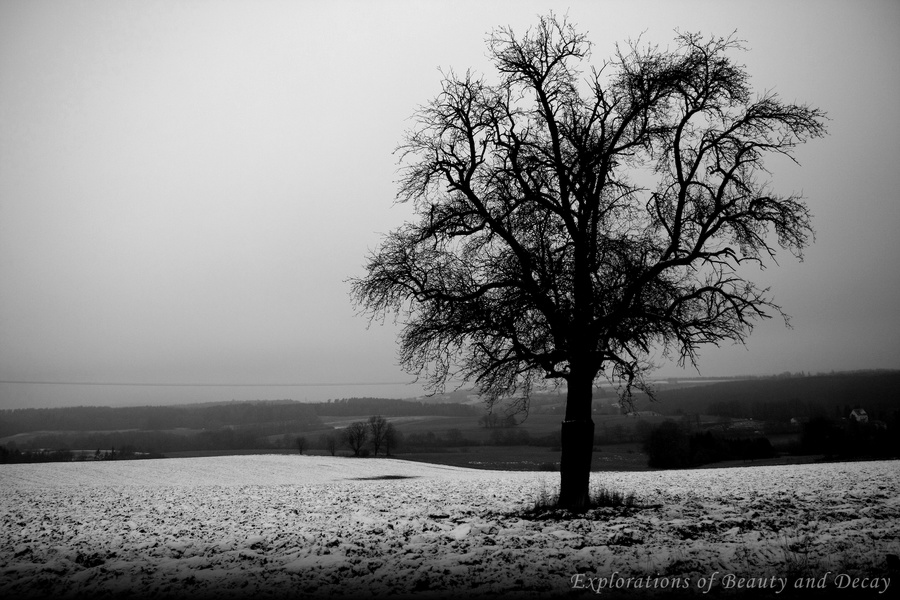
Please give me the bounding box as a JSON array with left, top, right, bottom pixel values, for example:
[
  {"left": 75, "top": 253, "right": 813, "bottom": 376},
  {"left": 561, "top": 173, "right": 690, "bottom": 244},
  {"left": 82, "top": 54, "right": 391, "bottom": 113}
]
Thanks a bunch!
[
  {"left": 648, "top": 370, "right": 900, "bottom": 422},
  {"left": 0, "top": 401, "right": 324, "bottom": 437},
  {"left": 312, "top": 397, "right": 478, "bottom": 417},
  {"left": 1, "top": 371, "right": 897, "bottom": 464},
  {"left": 0, "top": 397, "right": 479, "bottom": 458}
]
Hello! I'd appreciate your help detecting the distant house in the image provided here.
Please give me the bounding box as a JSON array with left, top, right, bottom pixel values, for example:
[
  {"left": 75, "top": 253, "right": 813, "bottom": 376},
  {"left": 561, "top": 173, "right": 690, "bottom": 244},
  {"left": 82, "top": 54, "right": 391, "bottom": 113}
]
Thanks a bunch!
[{"left": 849, "top": 408, "right": 869, "bottom": 423}]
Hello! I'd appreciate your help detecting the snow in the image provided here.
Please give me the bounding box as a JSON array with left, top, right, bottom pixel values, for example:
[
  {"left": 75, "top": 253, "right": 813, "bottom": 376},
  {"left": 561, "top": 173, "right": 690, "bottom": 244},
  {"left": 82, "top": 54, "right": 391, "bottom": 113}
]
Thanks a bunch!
[{"left": 1, "top": 455, "right": 898, "bottom": 599}]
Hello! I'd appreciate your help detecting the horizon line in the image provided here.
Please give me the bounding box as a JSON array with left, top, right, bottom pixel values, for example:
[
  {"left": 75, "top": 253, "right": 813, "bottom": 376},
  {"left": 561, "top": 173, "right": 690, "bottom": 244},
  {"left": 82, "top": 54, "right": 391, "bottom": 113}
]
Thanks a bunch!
[{"left": 2, "top": 369, "right": 894, "bottom": 389}]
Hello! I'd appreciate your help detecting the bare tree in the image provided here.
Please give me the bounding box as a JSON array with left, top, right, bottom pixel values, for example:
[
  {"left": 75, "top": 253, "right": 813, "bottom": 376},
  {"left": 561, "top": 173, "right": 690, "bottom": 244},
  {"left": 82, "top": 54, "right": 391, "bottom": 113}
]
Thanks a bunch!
[
  {"left": 343, "top": 422, "right": 369, "bottom": 457},
  {"left": 350, "top": 15, "right": 826, "bottom": 509},
  {"left": 368, "top": 415, "right": 389, "bottom": 456},
  {"left": 383, "top": 422, "right": 399, "bottom": 456},
  {"left": 319, "top": 433, "right": 337, "bottom": 456},
  {"left": 296, "top": 436, "right": 307, "bottom": 455}
]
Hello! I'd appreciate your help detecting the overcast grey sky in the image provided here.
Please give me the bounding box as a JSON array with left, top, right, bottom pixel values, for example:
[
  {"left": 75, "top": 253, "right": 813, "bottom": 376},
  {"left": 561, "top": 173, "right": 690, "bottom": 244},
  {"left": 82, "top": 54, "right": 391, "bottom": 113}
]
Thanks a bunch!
[{"left": 1, "top": 0, "right": 898, "bottom": 409}]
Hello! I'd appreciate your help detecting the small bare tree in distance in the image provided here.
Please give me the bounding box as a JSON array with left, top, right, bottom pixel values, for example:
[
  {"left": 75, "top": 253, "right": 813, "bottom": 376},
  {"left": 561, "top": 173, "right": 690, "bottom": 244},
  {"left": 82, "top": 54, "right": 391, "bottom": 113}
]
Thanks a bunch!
[
  {"left": 368, "top": 415, "right": 390, "bottom": 456},
  {"left": 319, "top": 433, "right": 338, "bottom": 456},
  {"left": 343, "top": 421, "right": 369, "bottom": 457},
  {"left": 350, "top": 14, "right": 826, "bottom": 510},
  {"left": 383, "top": 422, "right": 399, "bottom": 456}
]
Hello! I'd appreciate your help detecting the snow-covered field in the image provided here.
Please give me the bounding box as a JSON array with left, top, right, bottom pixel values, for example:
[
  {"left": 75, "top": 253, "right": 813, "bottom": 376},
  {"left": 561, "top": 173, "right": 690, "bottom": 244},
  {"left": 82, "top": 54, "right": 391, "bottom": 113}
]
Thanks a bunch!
[{"left": 1, "top": 456, "right": 898, "bottom": 599}]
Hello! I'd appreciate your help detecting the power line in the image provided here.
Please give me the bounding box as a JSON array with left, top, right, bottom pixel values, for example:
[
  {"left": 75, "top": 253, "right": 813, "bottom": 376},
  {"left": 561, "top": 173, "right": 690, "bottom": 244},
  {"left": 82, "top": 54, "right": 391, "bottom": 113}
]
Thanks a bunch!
[{"left": 0, "top": 380, "right": 415, "bottom": 388}]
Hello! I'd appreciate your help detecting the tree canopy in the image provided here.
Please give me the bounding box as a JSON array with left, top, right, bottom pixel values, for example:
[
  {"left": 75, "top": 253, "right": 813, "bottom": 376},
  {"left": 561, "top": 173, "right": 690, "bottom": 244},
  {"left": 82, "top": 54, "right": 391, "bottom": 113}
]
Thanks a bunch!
[
  {"left": 353, "top": 16, "right": 825, "bottom": 402},
  {"left": 350, "top": 14, "right": 826, "bottom": 508}
]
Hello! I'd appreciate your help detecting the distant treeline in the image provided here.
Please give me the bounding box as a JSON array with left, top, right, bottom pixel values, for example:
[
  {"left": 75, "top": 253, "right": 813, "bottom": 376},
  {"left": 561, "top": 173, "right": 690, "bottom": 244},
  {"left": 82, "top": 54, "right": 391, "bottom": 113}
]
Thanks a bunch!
[
  {"left": 643, "top": 421, "right": 776, "bottom": 468},
  {"left": 0, "top": 397, "right": 480, "bottom": 439},
  {"left": 311, "top": 397, "right": 478, "bottom": 417},
  {"left": 400, "top": 428, "right": 559, "bottom": 450},
  {"left": 650, "top": 371, "right": 900, "bottom": 421},
  {"left": 1, "top": 446, "right": 78, "bottom": 464},
  {"left": 800, "top": 417, "right": 899, "bottom": 459},
  {"left": 0, "top": 401, "right": 324, "bottom": 437},
  {"left": 642, "top": 415, "right": 899, "bottom": 470},
  {"left": 0, "top": 397, "right": 481, "bottom": 456},
  {"left": 0, "top": 445, "right": 165, "bottom": 464},
  {"left": 11, "top": 424, "right": 302, "bottom": 456}
]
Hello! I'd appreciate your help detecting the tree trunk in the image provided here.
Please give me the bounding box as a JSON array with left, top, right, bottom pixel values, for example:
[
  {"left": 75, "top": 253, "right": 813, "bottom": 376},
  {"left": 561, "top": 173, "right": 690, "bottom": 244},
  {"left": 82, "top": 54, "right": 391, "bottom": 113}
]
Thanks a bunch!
[{"left": 558, "top": 373, "right": 595, "bottom": 510}]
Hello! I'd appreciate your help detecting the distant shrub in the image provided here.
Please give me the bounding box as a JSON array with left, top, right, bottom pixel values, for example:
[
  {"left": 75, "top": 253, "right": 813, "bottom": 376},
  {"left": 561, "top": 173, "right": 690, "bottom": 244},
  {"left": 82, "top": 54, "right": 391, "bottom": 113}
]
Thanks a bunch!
[
  {"left": 799, "top": 417, "right": 899, "bottom": 459},
  {"left": 489, "top": 428, "right": 531, "bottom": 446},
  {"left": 531, "top": 432, "right": 560, "bottom": 447},
  {"left": 800, "top": 417, "right": 843, "bottom": 455},
  {"left": 644, "top": 421, "right": 690, "bottom": 469},
  {"left": 644, "top": 421, "right": 775, "bottom": 469},
  {"left": 318, "top": 434, "right": 337, "bottom": 456}
]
